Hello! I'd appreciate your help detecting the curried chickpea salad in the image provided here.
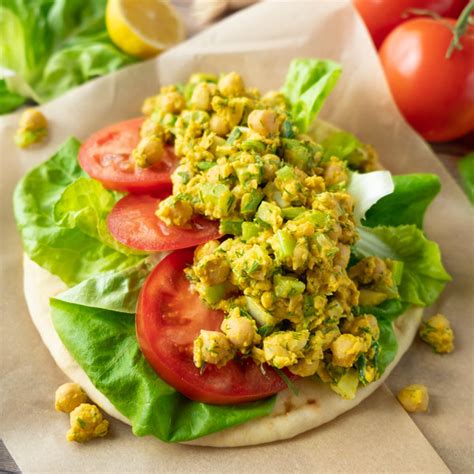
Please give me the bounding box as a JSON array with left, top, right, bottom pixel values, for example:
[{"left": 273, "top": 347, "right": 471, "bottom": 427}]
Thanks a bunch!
[{"left": 133, "top": 67, "right": 404, "bottom": 399}]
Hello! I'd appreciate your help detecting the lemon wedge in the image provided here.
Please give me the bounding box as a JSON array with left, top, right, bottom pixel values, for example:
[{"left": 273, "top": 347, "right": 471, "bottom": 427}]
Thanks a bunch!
[{"left": 106, "top": 0, "right": 185, "bottom": 59}]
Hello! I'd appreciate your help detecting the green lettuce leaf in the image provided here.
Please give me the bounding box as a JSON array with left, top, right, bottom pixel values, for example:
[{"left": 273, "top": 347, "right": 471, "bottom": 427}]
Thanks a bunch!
[
  {"left": 53, "top": 177, "right": 145, "bottom": 256},
  {"left": 56, "top": 254, "right": 163, "bottom": 313},
  {"left": 375, "top": 318, "right": 398, "bottom": 375},
  {"left": 0, "top": 78, "right": 26, "bottom": 113},
  {"left": 51, "top": 298, "right": 275, "bottom": 442},
  {"left": 282, "top": 58, "right": 341, "bottom": 132},
  {"left": 458, "top": 152, "right": 474, "bottom": 204},
  {"left": 355, "top": 225, "right": 451, "bottom": 307},
  {"left": 13, "top": 138, "right": 143, "bottom": 286},
  {"left": 356, "top": 298, "right": 410, "bottom": 323},
  {"left": 363, "top": 174, "right": 441, "bottom": 229},
  {"left": 0, "top": 0, "right": 135, "bottom": 107},
  {"left": 347, "top": 170, "right": 394, "bottom": 223}
]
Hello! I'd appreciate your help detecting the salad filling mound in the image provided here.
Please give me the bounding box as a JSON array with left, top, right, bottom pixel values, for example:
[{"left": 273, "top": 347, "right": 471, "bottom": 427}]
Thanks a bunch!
[
  {"left": 136, "top": 70, "right": 403, "bottom": 398},
  {"left": 14, "top": 58, "right": 452, "bottom": 442}
]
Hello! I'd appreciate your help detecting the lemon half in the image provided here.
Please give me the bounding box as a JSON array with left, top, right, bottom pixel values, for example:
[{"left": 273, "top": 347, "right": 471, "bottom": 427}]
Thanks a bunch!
[{"left": 106, "top": 0, "right": 185, "bottom": 59}]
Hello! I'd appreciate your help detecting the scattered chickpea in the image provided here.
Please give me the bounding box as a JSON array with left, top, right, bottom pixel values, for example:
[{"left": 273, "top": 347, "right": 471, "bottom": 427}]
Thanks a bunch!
[
  {"left": 55, "top": 383, "right": 88, "bottom": 413},
  {"left": 397, "top": 384, "right": 429, "bottom": 413},
  {"left": 15, "top": 108, "right": 48, "bottom": 148}
]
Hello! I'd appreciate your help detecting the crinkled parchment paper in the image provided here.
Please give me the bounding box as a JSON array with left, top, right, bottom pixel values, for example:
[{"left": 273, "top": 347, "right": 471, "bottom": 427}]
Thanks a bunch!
[{"left": 1, "top": 0, "right": 472, "bottom": 472}]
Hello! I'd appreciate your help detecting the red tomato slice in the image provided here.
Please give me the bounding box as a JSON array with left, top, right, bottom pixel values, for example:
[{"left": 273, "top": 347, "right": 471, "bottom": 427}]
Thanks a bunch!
[
  {"left": 136, "top": 249, "right": 292, "bottom": 404},
  {"left": 107, "top": 194, "right": 221, "bottom": 252},
  {"left": 79, "top": 118, "right": 179, "bottom": 194}
]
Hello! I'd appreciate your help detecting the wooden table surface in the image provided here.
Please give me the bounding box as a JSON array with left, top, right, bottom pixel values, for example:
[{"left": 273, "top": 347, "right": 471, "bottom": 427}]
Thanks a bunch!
[{"left": 1, "top": 138, "right": 472, "bottom": 472}]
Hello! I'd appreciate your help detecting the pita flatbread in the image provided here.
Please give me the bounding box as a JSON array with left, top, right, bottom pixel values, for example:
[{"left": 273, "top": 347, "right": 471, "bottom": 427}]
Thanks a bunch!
[{"left": 23, "top": 254, "right": 422, "bottom": 447}]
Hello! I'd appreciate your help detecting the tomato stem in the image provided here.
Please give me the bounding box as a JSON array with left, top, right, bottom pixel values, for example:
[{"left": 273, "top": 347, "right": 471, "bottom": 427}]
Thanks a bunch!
[{"left": 446, "top": 1, "right": 474, "bottom": 59}]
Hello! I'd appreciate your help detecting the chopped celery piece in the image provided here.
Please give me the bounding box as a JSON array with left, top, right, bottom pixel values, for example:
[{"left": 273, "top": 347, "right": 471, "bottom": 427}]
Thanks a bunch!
[
  {"left": 245, "top": 296, "right": 276, "bottom": 326},
  {"left": 274, "top": 274, "right": 305, "bottom": 298},
  {"left": 282, "top": 138, "right": 312, "bottom": 170},
  {"left": 241, "top": 190, "right": 264, "bottom": 216},
  {"left": 256, "top": 201, "right": 281, "bottom": 229},
  {"left": 296, "top": 209, "right": 330, "bottom": 227},
  {"left": 273, "top": 230, "right": 296, "bottom": 259},
  {"left": 241, "top": 139, "right": 265, "bottom": 153},
  {"left": 330, "top": 369, "right": 359, "bottom": 400},
  {"left": 227, "top": 127, "right": 243, "bottom": 144},
  {"left": 242, "top": 222, "right": 261, "bottom": 241},
  {"left": 276, "top": 165, "right": 296, "bottom": 181},
  {"left": 199, "top": 183, "right": 234, "bottom": 216},
  {"left": 219, "top": 218, "right": 243, "bottom": 236},
  {"left": 204, "top": 283, "right": 227, "bottom": 305},
  {"left": 197, "top": 161, "right": 217, "bottom": 171},
  {"left": 281, "top": 207, "right": 306, "bottom": 219}
]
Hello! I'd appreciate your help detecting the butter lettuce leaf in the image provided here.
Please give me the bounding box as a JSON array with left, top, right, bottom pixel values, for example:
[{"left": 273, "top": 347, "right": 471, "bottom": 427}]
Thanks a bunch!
[
  {"left": 13, "top": 138, "right": 143, "bottom": 286},
  {"left": 355, "top": 225, "right": 451, "bottom": 307},
  {"left": 363, "top": 174, "right": 441, "bottom": 229},
  {"left": 0, "top": 79, "right": 26, "bottom": 113},
  {"left": 53, "top": 177, "right": 145, "bottom": 256},
  {"left": 0, "top": 0, "right": 135, "bottom": 108},
  {"left": 282, "top": 58, "right": 341, "bottom": 132},
  {"left": 56, "top": 254, "right": 163, "bottom": 313},
  {"left": 51, "top": 299, "right": 275, "bottom": 442},
  {"left": 348, "top": 170, "right": 394, "bottom": 223}
]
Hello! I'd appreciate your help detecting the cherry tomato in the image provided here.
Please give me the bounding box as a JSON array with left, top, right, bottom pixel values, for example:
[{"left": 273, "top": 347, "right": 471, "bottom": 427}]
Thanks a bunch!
[
  {"left": 380, "top": 18, "right": 474, "bottom": 142},
  {"left": 79, "top": 118, "right": 178, "bottom": 194},
  {"left": 353, "top": 0, "right": 467, "bottom": 48},
  {"left": 107, "top": 194, "right": 221, "bottom": 252},
  {"left": 136, "top": 249, "right": 292, "bottom": 404}
]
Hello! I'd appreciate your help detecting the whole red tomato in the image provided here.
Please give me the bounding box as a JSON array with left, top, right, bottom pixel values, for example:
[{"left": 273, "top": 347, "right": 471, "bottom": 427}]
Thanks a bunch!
[
  {"left": 354, "top": 0, "right": 467, "bottom": 47},
  {"left": 380, "top": 17, "right": 474, "bottom": 142}
]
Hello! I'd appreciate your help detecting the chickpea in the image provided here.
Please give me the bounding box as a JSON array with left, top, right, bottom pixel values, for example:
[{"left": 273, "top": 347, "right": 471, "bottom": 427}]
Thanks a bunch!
[
  {"left": 397, "top": 384, "right": 429, "bottom": 413},
  {"left": 55, "top": 383, "right": 88, "bottom": 413},
  {"left": 19, "top": 108, "right": 47, "bottom": 131},
  {"left": 140, "top": 118, "right": 164, "bottom": 138},
  {"left": 247, "top": 109, "right": 279, "bottom": 137},
  {"left": 132, "top": 136, "right": 164, "bottom": 168},
  {"left": 218, "top": 72, "right": 245, "bottom": 97},
  {"left": 160, "top": 91, "right": 185, "bottom": 114},
  {"left": 141, "top": 96, "right": 158, "bottom": 115},
  {"left": 221, "top": 313, "right": 261, "bottom": 351},
  {"left": 209, "top": 114, "right": 230, "bottom": 136},
  {"left": 190, "top": 82, "right": 212, "bottom": 111},
  {"left": 260, "top": 291, "right": 274, "bottom": 309},
  {"left": 67, "top": 404, "right": 109, "bottom": 443}
]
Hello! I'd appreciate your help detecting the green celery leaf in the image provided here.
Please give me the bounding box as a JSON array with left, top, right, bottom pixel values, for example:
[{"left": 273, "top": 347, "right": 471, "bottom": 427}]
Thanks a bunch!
[
  {"left": 458, "top": 152, "right": 474, "bottom": 205},
  {"left": 0, "top": 0, "right": 136, "bottom": 104},
  {"left": 0, "top": 79, "right": 26, "bottom": 114},
  {"left": 13, "top": 138, "right": 143, "bottom": 286},
  {"left": 355, "top": 225, "right": 451, "bottom": 307},
  {"left": 363, "top": 174, "right": 441, "bottom": 229},
  {"left": 282, "top": 58, "right": 341, "bottom": 133},
  {"left": 51, "top": 299, "right": 275, "bottom": 442}
]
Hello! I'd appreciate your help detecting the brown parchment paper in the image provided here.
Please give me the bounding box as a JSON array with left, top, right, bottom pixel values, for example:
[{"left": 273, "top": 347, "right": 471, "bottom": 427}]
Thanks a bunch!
[{"left": 1, "top": 0, "right": 472, "bottom": 472}]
